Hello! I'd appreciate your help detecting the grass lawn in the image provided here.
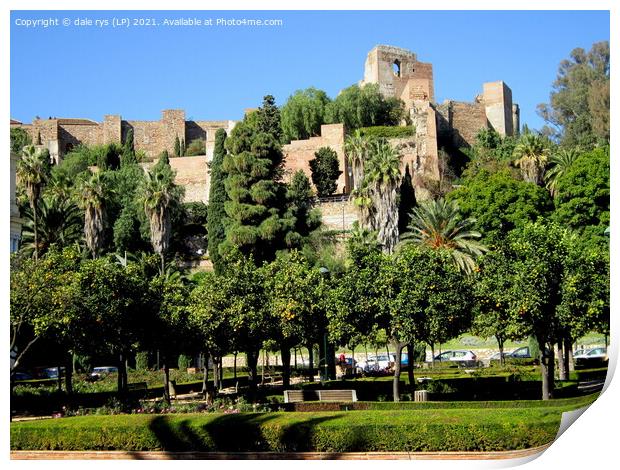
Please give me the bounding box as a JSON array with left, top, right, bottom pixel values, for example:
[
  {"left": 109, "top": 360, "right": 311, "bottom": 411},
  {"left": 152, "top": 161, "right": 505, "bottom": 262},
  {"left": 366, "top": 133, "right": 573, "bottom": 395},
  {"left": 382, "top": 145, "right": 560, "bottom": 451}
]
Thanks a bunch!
[{"left": 11, "top": 394, "right": 598, "bottom": 453}]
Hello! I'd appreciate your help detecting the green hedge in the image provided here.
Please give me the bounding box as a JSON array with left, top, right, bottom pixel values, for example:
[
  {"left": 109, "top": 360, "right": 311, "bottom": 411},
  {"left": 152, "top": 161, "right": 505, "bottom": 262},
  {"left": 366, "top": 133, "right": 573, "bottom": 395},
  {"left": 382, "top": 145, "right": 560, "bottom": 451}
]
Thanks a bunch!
[
  {"left": 358, "top": 126, "right": 415, "bottom": 139},
  {"left": 285, "top": 393, "right": 598, "bottom": 412},
  {"left": 11, "top": 407, "right": 566, "bottom": 452}
]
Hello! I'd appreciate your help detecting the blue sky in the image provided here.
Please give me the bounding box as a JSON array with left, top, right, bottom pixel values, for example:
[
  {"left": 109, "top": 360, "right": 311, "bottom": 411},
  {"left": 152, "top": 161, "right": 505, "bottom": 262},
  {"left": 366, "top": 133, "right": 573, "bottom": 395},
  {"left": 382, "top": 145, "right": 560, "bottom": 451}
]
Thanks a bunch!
[{"left": 10, "top": 10, "right": 609, "bottom": 130}]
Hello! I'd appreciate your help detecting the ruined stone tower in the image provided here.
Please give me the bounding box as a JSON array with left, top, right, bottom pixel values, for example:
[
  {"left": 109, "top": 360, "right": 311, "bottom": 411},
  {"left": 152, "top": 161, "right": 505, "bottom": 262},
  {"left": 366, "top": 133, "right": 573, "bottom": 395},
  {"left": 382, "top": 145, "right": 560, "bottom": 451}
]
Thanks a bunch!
[{"left": 360, "top": 45, "right": 435, "bottom": 111}]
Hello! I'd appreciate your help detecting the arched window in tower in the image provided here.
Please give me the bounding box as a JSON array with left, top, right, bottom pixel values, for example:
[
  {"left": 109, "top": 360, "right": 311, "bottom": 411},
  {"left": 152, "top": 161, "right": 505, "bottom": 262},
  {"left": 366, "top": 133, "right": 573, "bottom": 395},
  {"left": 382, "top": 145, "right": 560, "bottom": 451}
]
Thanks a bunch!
[{"left": 392, "top": 59, "right": 401, "bottom": 77}]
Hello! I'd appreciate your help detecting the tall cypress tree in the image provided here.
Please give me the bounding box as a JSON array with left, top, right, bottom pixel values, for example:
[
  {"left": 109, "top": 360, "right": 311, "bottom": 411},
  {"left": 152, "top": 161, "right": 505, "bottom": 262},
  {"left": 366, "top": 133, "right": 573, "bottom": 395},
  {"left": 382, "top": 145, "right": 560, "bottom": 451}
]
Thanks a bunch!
[
  {"left": 221, "top": 96, "right": 290, "bottom": 264},
  {"left": 174, "top": 136, "right": 181, "bottom": 157},
  {"left": 122, "top": 128, "right": 137, "bottom": 166},
  {"left": 207, "top": 129, "right": 228, "bottom": 273}
]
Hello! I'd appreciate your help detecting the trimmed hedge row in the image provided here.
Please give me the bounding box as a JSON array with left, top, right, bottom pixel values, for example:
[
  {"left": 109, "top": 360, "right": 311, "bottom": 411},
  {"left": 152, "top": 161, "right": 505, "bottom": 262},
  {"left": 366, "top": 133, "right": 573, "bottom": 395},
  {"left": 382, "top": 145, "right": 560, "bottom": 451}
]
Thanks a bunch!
[
  {"left": 11, "top": 408, "right": 564, "bottom": 452},
  {"left": 283, "top": 393, "right": 598, "bottom": 412}
]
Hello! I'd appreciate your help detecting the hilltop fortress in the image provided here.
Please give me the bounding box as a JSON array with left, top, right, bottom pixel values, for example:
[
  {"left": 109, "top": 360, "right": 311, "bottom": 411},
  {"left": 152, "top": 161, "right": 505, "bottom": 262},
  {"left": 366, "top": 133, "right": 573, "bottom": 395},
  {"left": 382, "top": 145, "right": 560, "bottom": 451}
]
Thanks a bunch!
[{"left": 11, "top": 45, "right": 519, "bottom": 227}]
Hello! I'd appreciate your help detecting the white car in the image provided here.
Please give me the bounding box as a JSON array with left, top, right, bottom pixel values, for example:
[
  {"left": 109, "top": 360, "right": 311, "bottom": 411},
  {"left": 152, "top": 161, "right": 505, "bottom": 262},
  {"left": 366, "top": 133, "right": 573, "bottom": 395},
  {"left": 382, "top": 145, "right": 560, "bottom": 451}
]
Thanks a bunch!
[
  {"left": 356, "top": 353, "right": 409, "bottom": 374},
  {"left": 89, "top": 366, "right": 118, "bottom": 380},
  {"left": 574, "top": 347, "right": 607, "bottom": 360},
  {"left": 433, "top": 350, "right": 477, "bottom": 366}
]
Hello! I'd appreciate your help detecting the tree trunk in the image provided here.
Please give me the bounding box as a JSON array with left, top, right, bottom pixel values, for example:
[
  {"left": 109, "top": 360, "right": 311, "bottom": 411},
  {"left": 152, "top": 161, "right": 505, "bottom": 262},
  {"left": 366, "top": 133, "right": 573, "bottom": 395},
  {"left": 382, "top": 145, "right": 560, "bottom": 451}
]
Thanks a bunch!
[
  {"left": 566, "top": 339, "right": 575, "bottom": 373},
  {"left": 307, "top": 343, "right": 314, "bottom": 382},
  {"left": 539, "top": 339, "right": 554, "bottom": 400},
  {"left": 547, "top": 345, "right": 555, "bottom": 399},
  {"left": 392, "top": 342, "right": 405, "bottom": 402},
  {"left": 406, "top": 343, "right": 416, "bottom": 392},
  {"left": 33, "top": 208, "right": 39, "bottom": 261},
  {"left": 246, "top": 349, "right": 260, "bottom": 394},
  {"left": 498, "top": 337, "right": 505, "bottom": 366},
  {"left": 64, "top": 353, "right": 74, "bottom": 396},
  {"left": 201, "top": 352, "right": 209, "bottom": 395},
  {"left": 162, "top": 362, "right": 171, "bottom": 404},
  {"left": 281, "top": 345, "right": 291, "bottom": 388},
  {"left": 56, "top": 364, "right": 62, "bottom": 393},
  {"left": 233, "top": 352, "right": 237, "bottom": 380},
  {"left": 556, "top": 342, "right": 567, "bottom": 381},
  {"left": 212, "top": 355, "right": 219, "bottom": 390},
  {"left": 218, "top": 356, "right": 223, "bottom": 386},
  {"left": 117, "top": 352, "right": 128, "bottom": 395}
]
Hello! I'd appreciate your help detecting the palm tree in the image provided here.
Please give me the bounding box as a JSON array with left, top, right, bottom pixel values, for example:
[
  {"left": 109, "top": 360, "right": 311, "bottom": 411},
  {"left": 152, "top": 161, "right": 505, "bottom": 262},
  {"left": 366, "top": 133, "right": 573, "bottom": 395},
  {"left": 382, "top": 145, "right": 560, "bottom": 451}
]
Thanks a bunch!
[
  {"left": 78, "top": 172, "right": 110, "bottom": 258},
  {"left": 20, "top": 196, "right": 82, "bottom": 257},
  {"left": 544, "top": 148, "right": 580, "bottom": 198},
  {"left": 140, "top": 166, "right": 183, "bottom": 272},
  {"left": 363, "top": 139, "right": 402, "bottom": 254},
  {"left": 344, "top": 130, "right": 369, "bottom": 191},
  {"left": 16, "top": 146, "right": 49, "bottom": 260},
  {"left": 398, "top": 198, "right": 487, "bottom": 274},
  {"left": 512, "top": 133, "right": 550, "bottom": 185}
]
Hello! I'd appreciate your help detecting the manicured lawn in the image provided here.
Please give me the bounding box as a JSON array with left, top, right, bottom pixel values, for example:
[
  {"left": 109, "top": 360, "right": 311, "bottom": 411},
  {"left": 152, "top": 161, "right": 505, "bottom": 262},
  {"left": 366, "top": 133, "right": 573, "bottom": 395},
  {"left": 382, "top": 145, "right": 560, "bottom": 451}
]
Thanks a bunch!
[{"left": 11, "top": 394, "right": 598, "bottom": 453}]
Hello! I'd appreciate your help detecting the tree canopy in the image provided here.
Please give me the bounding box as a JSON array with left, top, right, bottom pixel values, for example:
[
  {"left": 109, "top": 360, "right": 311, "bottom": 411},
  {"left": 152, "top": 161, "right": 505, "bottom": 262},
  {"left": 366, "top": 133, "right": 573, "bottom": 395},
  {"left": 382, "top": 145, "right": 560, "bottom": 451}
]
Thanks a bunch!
[{"left": 537, "top": 41, "right": 610, "bottom": 148}]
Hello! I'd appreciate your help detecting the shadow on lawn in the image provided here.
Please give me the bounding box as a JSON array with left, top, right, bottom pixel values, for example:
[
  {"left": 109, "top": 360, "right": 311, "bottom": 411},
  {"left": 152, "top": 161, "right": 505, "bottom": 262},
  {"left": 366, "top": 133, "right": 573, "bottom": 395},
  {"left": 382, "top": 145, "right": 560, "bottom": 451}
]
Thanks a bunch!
[{"left": 126, "top": 412, "right": 352, "bottom": 459}]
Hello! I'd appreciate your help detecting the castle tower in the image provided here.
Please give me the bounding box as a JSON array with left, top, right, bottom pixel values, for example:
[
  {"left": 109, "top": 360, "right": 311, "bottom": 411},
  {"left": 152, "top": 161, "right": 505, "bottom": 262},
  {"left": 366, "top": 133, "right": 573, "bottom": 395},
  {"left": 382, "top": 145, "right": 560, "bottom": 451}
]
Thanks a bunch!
[
  {"left": 360, "top": 45, "right": 434, "bottom": 111},
  {"left": 482, "top": 81, "right": 515, "bottom": 137}
]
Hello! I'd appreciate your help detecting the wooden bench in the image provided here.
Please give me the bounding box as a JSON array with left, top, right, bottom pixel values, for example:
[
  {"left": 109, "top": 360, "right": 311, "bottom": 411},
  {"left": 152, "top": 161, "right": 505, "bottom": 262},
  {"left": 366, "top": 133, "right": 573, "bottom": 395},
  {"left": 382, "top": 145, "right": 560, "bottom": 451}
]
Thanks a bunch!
[
  {"left": 283, "top": 389, "right": 358, "bottom": 403},
  {"left": 127, "top": 382, "right": 148, "bottom": 395}
]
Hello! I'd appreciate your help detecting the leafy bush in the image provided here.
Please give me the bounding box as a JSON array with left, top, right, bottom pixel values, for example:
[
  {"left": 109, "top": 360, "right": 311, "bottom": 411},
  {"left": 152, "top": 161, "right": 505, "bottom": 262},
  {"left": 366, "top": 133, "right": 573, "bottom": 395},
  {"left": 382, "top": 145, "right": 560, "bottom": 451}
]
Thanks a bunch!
[
  {"left": 178, "top": 355, "right": 192, "bottom": 370},
  {"left": 185, "top": 138, "right": 206, "bottom": 156},
  {"left": 135, "top": 352, "right": 149, "bottom": 371},
  {"left": 358, "top": 126, "right": 415, "bottom": 139},
  {"left": 309, "top": 147, "right": 341, "bottom": 197}
]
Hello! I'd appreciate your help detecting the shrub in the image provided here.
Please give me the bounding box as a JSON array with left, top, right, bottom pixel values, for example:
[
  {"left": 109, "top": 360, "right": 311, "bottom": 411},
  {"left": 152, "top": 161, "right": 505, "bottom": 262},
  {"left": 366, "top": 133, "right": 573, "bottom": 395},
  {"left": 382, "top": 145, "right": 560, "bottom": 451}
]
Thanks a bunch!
[
  {"left": 135, "top": 352, "right": 149, "bottom": 371},
  {"left": 178, "top": 355, "right": 192, "bottom": 370},
  {"left": 309, "top": 147, "right": 342, "bottom": 197},
  {"left": 185, "top": 138, "right": 206, "bottom": 156}
]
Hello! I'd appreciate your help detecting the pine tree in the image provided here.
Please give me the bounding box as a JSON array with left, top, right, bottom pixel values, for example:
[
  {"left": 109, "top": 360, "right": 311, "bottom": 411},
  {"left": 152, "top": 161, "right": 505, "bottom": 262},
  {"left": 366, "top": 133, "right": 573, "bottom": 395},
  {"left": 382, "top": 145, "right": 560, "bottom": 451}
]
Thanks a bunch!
[
  {"left": 207, "top": 129, "right": 228, "bottom": 273},
  {"left": 220, "top": 96, "right": 290, "bottom": 264},
  {"left": 181, "top": 138, "right": 186, "bottom": 157}
]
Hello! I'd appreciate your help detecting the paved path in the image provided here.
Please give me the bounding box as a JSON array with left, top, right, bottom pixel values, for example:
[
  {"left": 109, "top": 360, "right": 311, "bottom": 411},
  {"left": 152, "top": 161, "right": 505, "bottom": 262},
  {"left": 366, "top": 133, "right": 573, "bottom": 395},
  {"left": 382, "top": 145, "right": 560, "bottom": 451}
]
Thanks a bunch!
[{"left": 11, "top": 444, "right": 551, "bottom": 460}]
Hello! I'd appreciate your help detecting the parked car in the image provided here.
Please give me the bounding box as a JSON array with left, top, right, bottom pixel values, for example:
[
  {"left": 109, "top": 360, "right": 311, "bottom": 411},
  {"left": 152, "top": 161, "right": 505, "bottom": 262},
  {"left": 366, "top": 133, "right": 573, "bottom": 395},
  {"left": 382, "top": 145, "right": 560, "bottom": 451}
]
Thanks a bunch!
[
  {"left": 574, "top": 347, "right": 607, "bottom": 360},
  {"left": 507, "top": 346, "right": 532, "bottom": 359},
  {"left": 39, "top": 367, "right": 65, "bottom": 379},
  {"left": 89, "top": 366, "right": 118, "bottom": 380},
  {"left": 433, "top": 350, "right": 477, "bottom": 366},
  {"left": 574, "top": 347, "right": 607, "bottom": 367},
  {"left": 356, "top": 353, "right": 408, "bottom": 374},
  {"left": 11, "top": 371, "right": 33, "bottom": 381}
]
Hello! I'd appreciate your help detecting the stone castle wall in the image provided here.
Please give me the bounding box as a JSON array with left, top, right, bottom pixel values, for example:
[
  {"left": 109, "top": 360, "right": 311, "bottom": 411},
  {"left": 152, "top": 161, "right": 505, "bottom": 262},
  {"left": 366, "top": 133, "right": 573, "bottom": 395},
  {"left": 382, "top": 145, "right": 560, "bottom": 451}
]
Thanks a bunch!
[
  {"left": 142, "top": 155, "right": 209, "bottom": 204},
  {"left": 283, "top": 123, "right": 350, "bottom": 194}
]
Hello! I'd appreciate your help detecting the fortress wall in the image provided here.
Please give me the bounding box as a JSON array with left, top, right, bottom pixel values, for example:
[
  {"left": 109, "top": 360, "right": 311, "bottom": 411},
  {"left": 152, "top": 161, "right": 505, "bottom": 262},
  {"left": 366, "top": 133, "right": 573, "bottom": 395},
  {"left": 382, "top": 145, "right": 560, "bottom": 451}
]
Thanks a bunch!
[
  {"left": 104, "top": 115, "right": 122, "bottom": 145},
  {"left": 448, "top": 101, "right": 488, "bottom": 148},
  {"left": 317, "top": 198, "right": 358, "bottom": 231},
  {"left": 31, "top": 119, "right": 59, "bottom": 143},
  {"left": 58, "top": 123, "right": 103, "bottom": 151},
  {"left": 283, "top": 123, "right": 349, "bottom": 194},
  {"left": 126, "top": 120, "right": 167, "bottom": 159},
  {"left": 142, "top": 155, "right": 210, "bottom": 204}
]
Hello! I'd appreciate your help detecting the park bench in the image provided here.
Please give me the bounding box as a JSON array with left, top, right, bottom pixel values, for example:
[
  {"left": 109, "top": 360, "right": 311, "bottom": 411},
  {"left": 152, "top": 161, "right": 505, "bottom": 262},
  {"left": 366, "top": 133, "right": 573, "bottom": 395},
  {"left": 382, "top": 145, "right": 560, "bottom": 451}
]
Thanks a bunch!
[
  {"left": 127, "top": 382, "right": 148, "bottom": 396},
  {"left": 283, "top": 389, "right": 358, "bottom": 403}
]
